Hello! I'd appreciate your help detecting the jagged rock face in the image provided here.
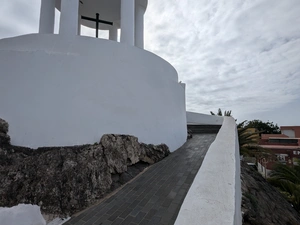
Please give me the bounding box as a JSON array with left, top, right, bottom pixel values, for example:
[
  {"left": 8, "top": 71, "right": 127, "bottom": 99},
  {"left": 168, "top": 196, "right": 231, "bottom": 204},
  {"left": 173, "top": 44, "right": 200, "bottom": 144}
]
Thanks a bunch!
[
  {"left": 139, "top": 143, "right": 170, "bottom": 164},
  {"left": 241, "top": 162, "right": 300, "bottom": 225},
  {"left": 100, "top": 135, "right": 141, "bottom": 173},
  {"left": 0, "top": 118, "right": 10, "bottom": 146},
  {"left": 0, "top": 134, "right": 170, "bottom": 216},
  {"left": 0, "top": 145, "right": 111, "bottom": 215}
]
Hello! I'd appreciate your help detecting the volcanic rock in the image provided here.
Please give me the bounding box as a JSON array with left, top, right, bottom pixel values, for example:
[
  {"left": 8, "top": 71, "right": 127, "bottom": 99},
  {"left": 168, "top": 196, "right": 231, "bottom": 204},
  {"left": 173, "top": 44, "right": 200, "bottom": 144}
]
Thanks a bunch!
[
  {"left": 0, "top": 134, "right": 170, "bottom": 216},
  {"left": 241, "top": 161, "right": 300, "bottom": 225}
]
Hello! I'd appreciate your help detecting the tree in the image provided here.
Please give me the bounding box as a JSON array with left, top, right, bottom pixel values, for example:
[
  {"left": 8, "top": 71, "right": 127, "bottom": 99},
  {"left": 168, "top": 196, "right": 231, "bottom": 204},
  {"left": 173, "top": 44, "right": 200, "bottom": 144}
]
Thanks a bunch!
[
  {"left": 210, "top": 110, "right": 265, "bottom": 156},
  {"left": 238, "top": 126, "right": 260, "bottom": 156},
  {"left": 238, "top": 125, "right": 273, "bottom": 159},
  {"left": 238, "top": 120, "right": 281, "bottom": 134},
  {"left": 268, "top": 162, "right": 300, "bottom": 212},
  {"left": 210, "top": 108, "right": 232, "bottom": 116},
  {"left": 209, "top": 110, "right": 275, "bottom": 157}
]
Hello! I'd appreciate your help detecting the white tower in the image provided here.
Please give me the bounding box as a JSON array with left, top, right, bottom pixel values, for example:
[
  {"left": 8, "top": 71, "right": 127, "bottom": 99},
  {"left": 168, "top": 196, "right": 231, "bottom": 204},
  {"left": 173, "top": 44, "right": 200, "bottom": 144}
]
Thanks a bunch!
[{"left": 0, "top": 0, "right": 187, "bottom": 151}]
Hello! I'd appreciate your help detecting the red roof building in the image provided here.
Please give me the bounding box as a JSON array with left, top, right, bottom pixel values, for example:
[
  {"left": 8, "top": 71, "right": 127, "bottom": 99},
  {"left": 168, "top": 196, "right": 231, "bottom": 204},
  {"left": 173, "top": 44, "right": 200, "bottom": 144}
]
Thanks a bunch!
[
  {"left": 281, "top": 126, "right": 300, "bottom": 138},
  {"left": 257, "top": 126, "right": 300, "bottom": 178}
]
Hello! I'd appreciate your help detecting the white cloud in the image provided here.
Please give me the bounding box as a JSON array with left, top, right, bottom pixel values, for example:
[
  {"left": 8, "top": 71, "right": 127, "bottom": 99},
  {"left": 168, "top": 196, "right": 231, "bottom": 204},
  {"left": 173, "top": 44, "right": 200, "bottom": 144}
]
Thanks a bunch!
[{"left": 144, "top": 0, "right": 300, "bottom": 123}]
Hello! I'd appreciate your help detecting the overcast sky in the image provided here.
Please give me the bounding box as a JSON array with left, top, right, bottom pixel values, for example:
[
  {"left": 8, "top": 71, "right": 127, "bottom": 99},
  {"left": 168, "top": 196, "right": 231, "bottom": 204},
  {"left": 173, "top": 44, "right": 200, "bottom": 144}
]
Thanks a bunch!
[{"left": 0, "top": 0, "right": 299, "bottom": 126}]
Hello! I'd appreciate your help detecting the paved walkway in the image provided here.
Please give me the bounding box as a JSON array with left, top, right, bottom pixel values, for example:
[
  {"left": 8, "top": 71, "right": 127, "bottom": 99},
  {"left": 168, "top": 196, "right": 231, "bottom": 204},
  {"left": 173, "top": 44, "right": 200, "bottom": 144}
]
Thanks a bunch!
[{"left": 64, "top": 134, "right": 216, "bottom": 225}]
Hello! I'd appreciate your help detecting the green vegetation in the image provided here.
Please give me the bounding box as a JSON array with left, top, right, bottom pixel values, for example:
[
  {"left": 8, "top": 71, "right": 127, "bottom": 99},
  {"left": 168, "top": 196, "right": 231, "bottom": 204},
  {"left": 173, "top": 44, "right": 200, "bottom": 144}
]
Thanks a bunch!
[
  {"left": 237, "top": 120, "right": 274, "bottom": 158},
  {"left": 210, "top": 108, "right": 232, "bottom": 116},
  {"left": 268, "top": 162, "right": 300, "bottom": 212},
  {"left": 209, "top": 108, "right": 300, "bottom": 213},
  {"left": 243, "top": 192, "right": 259, "bottom": 212},
  {"left": 237, "top": 125, "right": 260, "bottom": 156},
  {"left": 209, "top": 109, "right": 276, "bottom": 157},
  {"left": 238, "top": 119, "right": 281, "bottom": 134}
]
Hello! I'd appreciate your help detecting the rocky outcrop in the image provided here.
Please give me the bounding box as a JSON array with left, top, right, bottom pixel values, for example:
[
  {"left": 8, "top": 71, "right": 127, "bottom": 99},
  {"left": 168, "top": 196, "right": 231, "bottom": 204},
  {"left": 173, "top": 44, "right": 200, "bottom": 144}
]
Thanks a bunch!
[
  {"left": 0, "top": 134, "right": 170, "bottom": 216},
  {"left": 0, "top": 118, "right": 10, "bottom": 146},
  {"left": 241, "top": 162, "right": 300, "bottom": 225}
]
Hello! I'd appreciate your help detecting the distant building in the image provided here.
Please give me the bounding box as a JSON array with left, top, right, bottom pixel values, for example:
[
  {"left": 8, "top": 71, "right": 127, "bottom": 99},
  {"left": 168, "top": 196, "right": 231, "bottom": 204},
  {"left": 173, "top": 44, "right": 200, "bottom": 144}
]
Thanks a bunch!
[
  {"left": 257, "top": 126, "right": 300, "bottom": 178},
  {"left": 281, "top": 126, "right": 300, "bottom": 138}
]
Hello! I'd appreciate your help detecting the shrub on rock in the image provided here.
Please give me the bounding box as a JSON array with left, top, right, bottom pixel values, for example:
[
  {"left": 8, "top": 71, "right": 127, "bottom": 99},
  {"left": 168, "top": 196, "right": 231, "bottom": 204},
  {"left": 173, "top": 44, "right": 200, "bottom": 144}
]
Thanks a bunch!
[{"left": 0, "top": 118, "right": 10, "bottom": 146}]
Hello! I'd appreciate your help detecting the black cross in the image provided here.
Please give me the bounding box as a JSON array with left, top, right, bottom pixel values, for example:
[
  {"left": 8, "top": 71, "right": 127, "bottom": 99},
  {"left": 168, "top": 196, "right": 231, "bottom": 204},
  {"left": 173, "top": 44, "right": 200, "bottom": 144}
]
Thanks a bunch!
[{"left": 81, "top": 13, "right": 113, "bottom": 38}]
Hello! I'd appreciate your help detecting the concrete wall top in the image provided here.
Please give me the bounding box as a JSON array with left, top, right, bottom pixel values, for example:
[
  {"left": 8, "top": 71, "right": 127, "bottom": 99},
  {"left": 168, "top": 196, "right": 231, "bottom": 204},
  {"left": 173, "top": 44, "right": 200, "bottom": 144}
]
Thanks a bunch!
[
  {"left": 186, "top": 111, "right": 224, "bottom": 125},
  {"left": 175, "top": 117, "right": 242, "bottom": 225}
]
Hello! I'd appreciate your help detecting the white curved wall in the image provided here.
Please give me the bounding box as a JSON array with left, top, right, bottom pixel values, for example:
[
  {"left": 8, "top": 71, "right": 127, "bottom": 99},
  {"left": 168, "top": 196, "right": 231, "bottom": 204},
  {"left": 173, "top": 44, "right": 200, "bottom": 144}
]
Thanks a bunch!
[
  {"left": 187, "top": 111, "right": 224, "bottom": 125},
  {"left": 175, "top": 117, "right": 242, "bottom": 225},
  {"left": 0, "top": 34, "right": 186, "bottom": 151}
]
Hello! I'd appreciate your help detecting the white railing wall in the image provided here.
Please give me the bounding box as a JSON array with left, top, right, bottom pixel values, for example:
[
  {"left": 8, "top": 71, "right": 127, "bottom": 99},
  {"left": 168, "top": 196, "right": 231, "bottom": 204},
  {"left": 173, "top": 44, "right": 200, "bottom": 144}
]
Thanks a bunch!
[
  {"left": 186, "top": 111, "right": 224, "bottom": 125},
  {"left": 175, "top": 116, "right": 242, "bottom": 225}
]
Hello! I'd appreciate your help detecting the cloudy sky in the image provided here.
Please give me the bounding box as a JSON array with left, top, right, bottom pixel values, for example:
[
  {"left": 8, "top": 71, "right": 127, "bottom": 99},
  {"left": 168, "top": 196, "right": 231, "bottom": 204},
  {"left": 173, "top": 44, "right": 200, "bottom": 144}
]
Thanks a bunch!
[{"left": 1, "top": 0, "right": 299, "bottom": 125}]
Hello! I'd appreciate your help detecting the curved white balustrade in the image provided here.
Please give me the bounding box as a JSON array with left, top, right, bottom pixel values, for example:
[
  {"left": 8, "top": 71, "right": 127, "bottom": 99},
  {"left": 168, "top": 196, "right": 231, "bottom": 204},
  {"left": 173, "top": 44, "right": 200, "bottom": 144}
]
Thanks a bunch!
[{"left": 175, "top": 117, "right": 242, "bottom": 225}]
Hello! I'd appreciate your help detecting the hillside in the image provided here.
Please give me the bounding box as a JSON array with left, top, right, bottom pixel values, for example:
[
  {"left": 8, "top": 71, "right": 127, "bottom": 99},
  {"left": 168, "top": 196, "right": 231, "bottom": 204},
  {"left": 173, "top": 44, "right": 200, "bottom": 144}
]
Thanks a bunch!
[{"left": 241, "top": 162, "right": 300, "bottom": 225}]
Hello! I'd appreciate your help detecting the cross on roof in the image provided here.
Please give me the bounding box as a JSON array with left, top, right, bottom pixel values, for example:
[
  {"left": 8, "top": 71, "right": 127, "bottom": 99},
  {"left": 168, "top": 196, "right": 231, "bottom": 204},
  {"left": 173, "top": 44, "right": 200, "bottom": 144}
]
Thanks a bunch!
[{"left": 81, "top": 13, "right": 113, "bottom": 38}]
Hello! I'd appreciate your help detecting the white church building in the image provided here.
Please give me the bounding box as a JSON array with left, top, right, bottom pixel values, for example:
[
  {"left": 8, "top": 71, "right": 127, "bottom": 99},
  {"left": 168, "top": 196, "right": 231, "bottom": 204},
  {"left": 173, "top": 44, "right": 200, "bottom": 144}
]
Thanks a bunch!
[
  {"left": 0, "top": 2, "right": 243, "bottom": 224},
  {"left": 0, "top": 0, "right": 187, "bottom": 151}
]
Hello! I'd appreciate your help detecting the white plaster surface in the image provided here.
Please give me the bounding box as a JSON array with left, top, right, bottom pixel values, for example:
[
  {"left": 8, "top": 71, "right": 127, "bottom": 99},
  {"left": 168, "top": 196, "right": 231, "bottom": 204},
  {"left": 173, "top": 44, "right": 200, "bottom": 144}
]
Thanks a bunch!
[
  {"left": 39, "top": 0, "right": 55, "bottom": 34},
  {"left": 282, "top": 129, "right": 295, "bottom": 138},
  {"left": 59, "top": 0, "right": 79, "bottom": 36},
  {"left": 109, "top": 25, "right": 118, "bottom": 41},
  {"left": 187, "top": 111, "right": 224, "bottom": 125},
  {"left": 135, "top": 4, "right": 145, "bottom": 48},
  {"left": 0, "top": 204, "right": 46, "bottom": 225},
  {"left": 174, "top": 117, "right": 242, "bottom": 225},
  {"left": 257, "top": 162, "right": 272, "bottom": 178},
  {"left": 0, "top": 34, "right": 186, "bottom": 151},
  {"left": 121, "top": 0, "right": 135, "bottom": 46}
]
